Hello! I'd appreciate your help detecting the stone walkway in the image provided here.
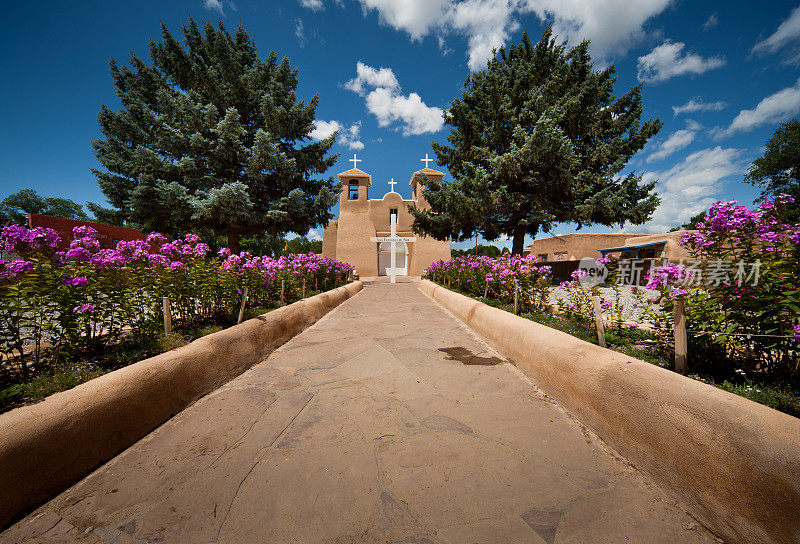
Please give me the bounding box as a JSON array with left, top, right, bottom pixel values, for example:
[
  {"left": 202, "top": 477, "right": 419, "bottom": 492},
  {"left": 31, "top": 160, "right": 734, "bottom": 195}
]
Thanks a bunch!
[{"left": 3, "top": 279, "right": 717, "bottom": 544}]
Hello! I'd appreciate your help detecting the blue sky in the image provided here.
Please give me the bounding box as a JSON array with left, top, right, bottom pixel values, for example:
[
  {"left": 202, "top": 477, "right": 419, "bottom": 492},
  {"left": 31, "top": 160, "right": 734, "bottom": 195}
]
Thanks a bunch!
[{"left": 2, "top": 1, "right": 800, "bottom": 250}]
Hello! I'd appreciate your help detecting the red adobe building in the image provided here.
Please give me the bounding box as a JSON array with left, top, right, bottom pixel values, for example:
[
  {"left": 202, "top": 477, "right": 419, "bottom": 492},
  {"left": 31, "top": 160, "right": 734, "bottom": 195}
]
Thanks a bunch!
[{"left": 28, "top": 214, "right": 146, "bottom": 250}]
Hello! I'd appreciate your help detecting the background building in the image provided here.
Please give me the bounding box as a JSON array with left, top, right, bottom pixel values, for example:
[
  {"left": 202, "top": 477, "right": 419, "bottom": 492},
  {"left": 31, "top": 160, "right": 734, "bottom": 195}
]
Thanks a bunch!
[
  {"left": 28, "top": 213, "right": 145, "bottom": 250},
  {"left": 525, "top": 231, "right": 693, "bottom": 262}
]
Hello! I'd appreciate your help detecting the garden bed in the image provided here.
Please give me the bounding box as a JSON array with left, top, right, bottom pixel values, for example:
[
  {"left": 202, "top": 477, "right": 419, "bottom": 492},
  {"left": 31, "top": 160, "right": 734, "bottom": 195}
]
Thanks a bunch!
[
  {"left": 0, "top": 299, "right": 316, "bottom": 413},
  {"left": 443, "top": 283, "right": 800, "bottom": 418},
  {"left": 1, "top": 224, "right": 355, "bottom": 414}
]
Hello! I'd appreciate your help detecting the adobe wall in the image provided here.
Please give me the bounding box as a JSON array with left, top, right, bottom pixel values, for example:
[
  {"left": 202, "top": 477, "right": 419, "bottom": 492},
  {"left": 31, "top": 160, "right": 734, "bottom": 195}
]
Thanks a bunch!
[
  {"left": 419, "top": 280, "right": 800, "bottom": 544},
  {"left": 28, "top": 214, "right": 146, "bottom": 250},
  {"left": 0, "top": 281, "right": 363, "bottom": 529},
  {"left": 527, "top": 233, "right": 647, "bottom": 261},
  {"left": 527, "top": 231, "right": 696, "bottom": 262},
  {"left": 625, "top": 230, "right": 694, "bottom": 259},
  {"left": 335, "top": 192, "right": 379, "bottom": 276},
  {"left": 322, "top": 220, "right": 338, "bottom": 259},
  {"left": 409, "top": 235, "right": 451, "bottom": 275}
]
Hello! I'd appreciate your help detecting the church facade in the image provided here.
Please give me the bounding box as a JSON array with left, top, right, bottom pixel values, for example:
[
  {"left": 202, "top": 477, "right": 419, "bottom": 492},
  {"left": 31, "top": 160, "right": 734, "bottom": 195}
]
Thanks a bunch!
[{"left": 322, "top": 160, "right": 451, "bottom": 277}]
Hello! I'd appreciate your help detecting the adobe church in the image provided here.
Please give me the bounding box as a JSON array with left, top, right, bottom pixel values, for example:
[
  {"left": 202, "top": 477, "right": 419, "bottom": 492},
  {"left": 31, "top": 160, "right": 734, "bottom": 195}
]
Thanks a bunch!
[{"left": 322, "top": 155, "right": 451, "bottom": 277}]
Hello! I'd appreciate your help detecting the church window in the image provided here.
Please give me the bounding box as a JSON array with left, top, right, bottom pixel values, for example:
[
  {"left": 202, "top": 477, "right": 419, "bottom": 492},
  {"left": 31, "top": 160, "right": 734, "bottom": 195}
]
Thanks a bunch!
[
  {"left": 389, "top": 208, "right": 398, "bottom": 222},
  {"left": 348, "top": 183, "right": 359, "bottom": 200}
]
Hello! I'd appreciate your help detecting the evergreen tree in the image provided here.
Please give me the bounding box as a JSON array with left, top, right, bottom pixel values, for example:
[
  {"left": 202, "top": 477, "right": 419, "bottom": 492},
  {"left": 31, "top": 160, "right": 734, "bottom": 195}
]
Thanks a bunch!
[
  {"left": 411, "top": 29, "right": 662, "bottom": 254},
  {"left": 283, "top": 235, "right": 322, "bottom": 255},
  {"left": 451, "top": 244, "right": 503, "bottom": 258},
  {"left": 91, "top": 19, "right": 339, "bottom": 251},
  {"left": 670, "top": 210, "right": 707, "bottom": 232},
  {"left": 0, "top": 189, "right": 88, "bottom": 225},
  {"left": 745, "top": 119, "right": 800, "bottom": 222},
  {"left": 241, "top": 232, "right": 287, "bottom": 258}
]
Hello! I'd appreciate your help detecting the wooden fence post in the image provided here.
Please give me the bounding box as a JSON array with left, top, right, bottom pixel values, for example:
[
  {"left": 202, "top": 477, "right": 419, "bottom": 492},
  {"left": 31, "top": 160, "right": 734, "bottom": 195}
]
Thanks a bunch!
[
  {"left": 280, "top": 279, "right": 285, "bottom": 306},
  {"left": 237, "top": 287, "right": 249, "bottom": 325},
  {"left": 302, "top": 278, "right": 307, "bottom": 298},
  {"left": 162, "top": 297, "right": 172, "bottom": 335},
  {"left": 483, "top": 283, "right": 488, "bottom": 299},
  {"left": 513, "top": 280, "right": 519, "bottom": 315},
  {"left": 674, "top": 296, "right": 688, "bottom": 373},
  {"left": 592, "top": 296, "right": 606, "bottom": 348}
]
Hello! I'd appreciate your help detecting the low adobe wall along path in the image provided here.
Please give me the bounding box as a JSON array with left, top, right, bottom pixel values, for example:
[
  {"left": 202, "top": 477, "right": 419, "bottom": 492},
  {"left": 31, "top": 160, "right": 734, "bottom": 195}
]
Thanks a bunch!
[
  {"left": 0, "top": 280, "right": 362, "bottom": 529},
  {"left": 419, "top": 279, "right": 800, "bottom": 544}
]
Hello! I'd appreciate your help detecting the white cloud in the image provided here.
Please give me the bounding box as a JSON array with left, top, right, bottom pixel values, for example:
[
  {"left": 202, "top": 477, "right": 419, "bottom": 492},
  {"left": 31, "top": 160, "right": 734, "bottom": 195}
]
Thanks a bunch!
[
  {"left": 646, "top": 121, "right": 701, "bottom": 163},
  {"left": 522, "top": 0, "right": 672, "bottom": 58},
  {"left": 753, "top": 6, "right": 800, "bottom": 56},
  {"left": 365, "top": 89, "right": 445, "bottom": 135},
  {"left": 203, "top": 0, "right": 225, "bottom": 15},
  {"left": 299, "top": 0, "right": 324, "bottom": 11},
  {"left": 723, "top": 77, "right": 800, "bottom": 136},
  {"left": 309, "top": 120, "right": 340, "bottom": 140},
  {"left": 307, "top": 229, "right": 323, "bottom": 241},
  {"left": 437, "top": 35, "right": 453, "bottom": 55},
  {"left": 294, "top": 19, "right": 307, "bottom": 47},
  {"left": 359, "top": 0, "right": 452, "bottom": 41},
  {"left": 447, "top": 0, "right": 518, "bottom": 71},
  {"left": 340, "top": 122, "right": 366, "bottom": 150},
  {"left": 672, "top": 97, "right": 727, "bottom": 116},
  {"left": 636, "top": 146, "right": 744, "bottom": 232},
  {"left": 637, "top": 41, "right": 725, "bottom": 83},
  {"left": 345, "top": 62, "right": 444, "bottom": 136},
  {"left": 356, "top": 0, "right": 672, "bottom": 74},
  {"left": 344, "top": 62, "right": 400, "bottom": 95},
  {"left": 310, "top": 120, "right": 365, "bottom": 150},
  {"left": 703, "top": 13, "right": 718, "bottom": 31}
]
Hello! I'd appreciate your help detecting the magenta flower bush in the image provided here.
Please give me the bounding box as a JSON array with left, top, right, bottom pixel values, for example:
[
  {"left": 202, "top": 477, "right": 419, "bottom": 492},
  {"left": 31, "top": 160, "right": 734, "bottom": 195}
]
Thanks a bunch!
[
  {"left": 424, "top": 254, "right": 552, "bottom": 312},
  {"left": 643, "top": 195, "right": 800, "bottom": 381},
  {"left": 0, "top": 225, "right": 352, "bottom": 382},
  {"left": 549, "top": 262, "right": 628, "bottom": 326},
  {"left": 644, "top": 263, "right": 688, "bottom": 290}
]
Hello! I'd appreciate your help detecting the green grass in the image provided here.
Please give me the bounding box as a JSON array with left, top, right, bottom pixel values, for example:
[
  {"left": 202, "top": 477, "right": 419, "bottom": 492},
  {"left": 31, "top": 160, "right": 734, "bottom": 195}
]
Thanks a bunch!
[
  {"left": 15, "top": 361, "right": 107, "bottom": 400},
  {"left": 450, "top": 285, "right": 800, "bottom": 419},
  {"left": 690, "top": 376, "right": 800, "bottom": 418}
]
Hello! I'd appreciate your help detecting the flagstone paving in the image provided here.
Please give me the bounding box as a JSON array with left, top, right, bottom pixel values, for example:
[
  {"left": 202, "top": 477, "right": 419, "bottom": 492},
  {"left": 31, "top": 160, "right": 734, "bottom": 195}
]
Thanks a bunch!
[{"left": 2, "top": 278, "right": 719, "bottom": 544}]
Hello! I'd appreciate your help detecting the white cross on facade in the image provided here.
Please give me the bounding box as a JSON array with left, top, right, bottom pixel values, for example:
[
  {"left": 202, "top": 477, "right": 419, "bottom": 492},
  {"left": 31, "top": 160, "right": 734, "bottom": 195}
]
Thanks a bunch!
[
  {"left": 370, "top": 214, "right": 416, "bottom": 284},
  {"left": 388, "top": 178, "right": 397, "bottom": 193},
  {"left": 420, "top": 153, "right": 433, "bottom": 169},
  {"left": 349, "top": 154, "right": 361, "bottom": 169}
]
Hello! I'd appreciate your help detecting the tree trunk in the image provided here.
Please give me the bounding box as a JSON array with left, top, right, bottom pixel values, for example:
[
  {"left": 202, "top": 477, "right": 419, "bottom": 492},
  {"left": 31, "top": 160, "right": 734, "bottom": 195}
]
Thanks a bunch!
[
  {"left": 511, "top": 225, "right": 526, "bottom": 255},
  {"left": 227, "top": 229, "right": 241, "bottom": 254},
  {"left": 511, "top": 224, "right": 539, "bottom": 255}
]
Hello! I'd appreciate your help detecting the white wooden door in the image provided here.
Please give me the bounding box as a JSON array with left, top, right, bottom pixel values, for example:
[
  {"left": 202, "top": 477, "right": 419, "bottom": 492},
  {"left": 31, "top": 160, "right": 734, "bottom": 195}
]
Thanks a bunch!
[{"left": 378, "top": 242, "right": 407, "bottom": 276}]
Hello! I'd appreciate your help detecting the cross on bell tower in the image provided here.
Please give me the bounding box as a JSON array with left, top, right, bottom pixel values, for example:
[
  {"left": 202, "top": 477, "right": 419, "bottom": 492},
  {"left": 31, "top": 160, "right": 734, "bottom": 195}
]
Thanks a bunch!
[
  {"left": 420, "top": 153, "right": 433, "bottom": 169},
  {"left": 388, "top": 178, "right": 397, "bottom": 193},
  {"left": 349, "top": 154, "right": 362, "bottom": 169}
]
